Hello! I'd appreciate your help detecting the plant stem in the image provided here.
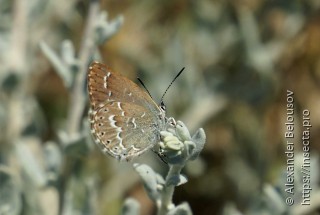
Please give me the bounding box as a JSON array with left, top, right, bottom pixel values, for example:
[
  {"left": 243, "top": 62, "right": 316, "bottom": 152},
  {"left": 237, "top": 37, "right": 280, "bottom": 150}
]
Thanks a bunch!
[
  {"left": 157, "top": 164, "right": 184, "bottom": 215},
  {"left": 66, "top": 0, "right": 99, "bottom": 135},
  {"left": 6, "top": 0, "right": 28, "bottom": 142},
  {"left": 60, "top": 0, "right": 99, "bottom": 213}
]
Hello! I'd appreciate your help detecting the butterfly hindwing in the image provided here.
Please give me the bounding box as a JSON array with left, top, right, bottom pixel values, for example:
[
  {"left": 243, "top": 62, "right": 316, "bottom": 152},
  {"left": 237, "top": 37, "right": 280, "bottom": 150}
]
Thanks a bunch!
[{"left": 89, "top": 101, "right": 160, "bottom": 161}]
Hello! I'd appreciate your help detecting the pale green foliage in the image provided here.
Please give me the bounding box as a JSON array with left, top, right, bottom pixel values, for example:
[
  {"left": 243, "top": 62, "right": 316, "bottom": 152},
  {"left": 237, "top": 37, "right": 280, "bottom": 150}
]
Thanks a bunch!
[{"left": 133, "top": 121, "right": 206, "bottom": 215}]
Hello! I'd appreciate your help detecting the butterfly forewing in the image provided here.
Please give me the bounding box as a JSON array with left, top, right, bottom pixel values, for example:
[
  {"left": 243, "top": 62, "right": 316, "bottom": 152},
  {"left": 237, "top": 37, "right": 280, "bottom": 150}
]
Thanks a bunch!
[
  {"left": 88, "top": 61, "right": 159, "bottom": 112},
  {"left": 87, "top": 61, "right": 165, "bottom": 161}
]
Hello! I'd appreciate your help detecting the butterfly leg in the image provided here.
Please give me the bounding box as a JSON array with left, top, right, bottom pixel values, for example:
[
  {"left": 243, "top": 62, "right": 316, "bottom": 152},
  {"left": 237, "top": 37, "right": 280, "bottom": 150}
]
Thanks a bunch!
[
  {"left": 152, "top": 148, "right": 168, "bottom": 165},
  {"left": 166, "top": 117, "right": 176, "bottom": 127}
]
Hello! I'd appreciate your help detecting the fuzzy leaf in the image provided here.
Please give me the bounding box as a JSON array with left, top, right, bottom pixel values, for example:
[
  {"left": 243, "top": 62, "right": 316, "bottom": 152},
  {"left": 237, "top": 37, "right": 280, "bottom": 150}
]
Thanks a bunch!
[
  {"left": 121, "top": 198, "right": 140, "bottom": 215},
  {"left": 185, "top": 141, "right": 196, "bottom": 157},
  {"left": 160, "top": 131, "right": 174, "bottom": 138},
  {"left": 166, "top": 174, "right": 188, "bottom": 187},
  {"left": 156, "top": 173, "right": 165, "bottom": 185},
  {"left": 60, "top": 40, "right": 76, "bottom": 66},
  {"left": 189, "top": 128, "right": 206, "bottom": 160},
  {"left": 167, "top": 202, "right": 192, "bottom": 215},
  {"left": 0, "top": 170, "right": 22, "bottom": 215},
  {"left": 15, "top": 140, "right": 47, "bottom": 187},
  {"left": 95, "top": 11, "right": 124, "bottom": 44},
  {"left": 133, "top": 163, "right": 159, "bottom": 201},
  {"left": 39, "top": 41, "right": 72, "bottom": 88},
  {"left": 176, "top": 121, "right": 192, "bottom": 141},
  {"left": 166, "top": 140, "right": 184, "bottom": 151}
]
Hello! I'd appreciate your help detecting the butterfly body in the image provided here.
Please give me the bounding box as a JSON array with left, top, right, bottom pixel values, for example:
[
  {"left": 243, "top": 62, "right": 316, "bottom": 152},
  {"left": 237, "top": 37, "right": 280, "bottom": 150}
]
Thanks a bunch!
[{"left": 88, "top": 61, "right": 166, "bottom": 161}]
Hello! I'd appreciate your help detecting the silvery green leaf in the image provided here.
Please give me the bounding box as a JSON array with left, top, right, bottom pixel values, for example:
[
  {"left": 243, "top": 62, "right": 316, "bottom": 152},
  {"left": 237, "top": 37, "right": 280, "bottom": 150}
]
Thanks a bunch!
[
  {"left": 189, "top": 128, "right": 206, "bottom": 160},
  {"left": 95, "top": 11, "right": 124, "bottom": 44},
  {"left": 15, "top": 140, "right": 47, "bottom": 187},
  {"left": 166, "top": 140, "right": 184, "bottom": 151},
  {"left": 185, "top": 141, "right": 196, "bottom": 157},
  {"left": 163, "top": 135, "right": 179, "bottom": 143},
  {"left": 0, "top": 169, "right": 22, "bottom": 215},
  {"left": 61, "top": 40, "right": 76, "bottom": 66},
  {"left": 176, "top": 121, "right": 191, "bottom": 141},
  {"left": 156, "top": 173, "right": 165, "bottom": 185},
  {"left": 263, "top": 184, "right": 286, "bottom": 214},
  {"left": 60, "top": 40, "right": 79, "bottom": 75},
  {"left": 133, "top": 163, "right": 159, "bottom": 201},
  {"left": 39, "top": 41, "right": 72, "bottom": 88},
  {"left": 161, "top": 131, "right": 183, "bottom": 151},
  {"left": 167, "top": 127, "right": 176, "bottom": 135},
  {"left": 121, "top": 198, "right": 140, "bottom": 215},
  {"left": 166, "top": 174, "right": 188, "bottom": 187},
  {"left": 43, "top": 141, "right": 62, "bottom": 181},
  {"left": 160, "top": 130, "right": 174, "bottom": 138},
  {"left": 167, "top": 202, "right": 192, "bottom": 215}
]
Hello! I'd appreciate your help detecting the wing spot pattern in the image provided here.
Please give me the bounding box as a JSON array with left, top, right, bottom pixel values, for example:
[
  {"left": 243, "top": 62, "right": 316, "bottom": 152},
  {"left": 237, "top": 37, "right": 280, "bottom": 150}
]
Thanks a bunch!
[
  {"left": 131, "top": 145, "right": 140, "bottom": 151},
  {"left": 117, "top": 102, "right": 123, "bottom": 110},
  {"left": 131, "top": 118, "right": 137, "bottom": 129},
  {"left": 116, "top": 132, "right": 125, "bottom": 150},
  {"left": 117, "top": 102, "right": 125, "bottom": 116},
  {"left": 108, "top": 115, "right": 117, "bottom": 128}
]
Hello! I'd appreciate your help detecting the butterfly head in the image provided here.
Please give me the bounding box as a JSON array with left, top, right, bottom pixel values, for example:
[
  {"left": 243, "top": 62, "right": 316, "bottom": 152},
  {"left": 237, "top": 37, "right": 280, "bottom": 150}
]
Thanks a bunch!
[{"left": 159, "top": 100, "right": 166, "bottom": 113}]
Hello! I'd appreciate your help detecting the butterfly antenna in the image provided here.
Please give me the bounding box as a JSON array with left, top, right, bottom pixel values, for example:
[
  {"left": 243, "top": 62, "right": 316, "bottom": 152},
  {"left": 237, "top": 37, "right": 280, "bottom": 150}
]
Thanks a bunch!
[
  {"left": 160, "top": 67, "right": 185, "bottom": 102},
  {"left": 137, "top": 77, "right": 153, "bottom": 99}
]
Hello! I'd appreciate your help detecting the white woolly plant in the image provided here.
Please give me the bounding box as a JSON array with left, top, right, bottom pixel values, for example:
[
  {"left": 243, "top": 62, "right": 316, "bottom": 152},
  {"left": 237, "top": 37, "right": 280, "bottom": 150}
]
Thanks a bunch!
[{"left": 122, "top": 121, "right": 206, "bottom": 215}]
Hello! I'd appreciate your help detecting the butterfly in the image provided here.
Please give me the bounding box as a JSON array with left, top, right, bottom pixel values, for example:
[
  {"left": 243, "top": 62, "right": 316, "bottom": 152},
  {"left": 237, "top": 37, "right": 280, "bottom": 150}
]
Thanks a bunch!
[{"left": 88, "top": 61, "right": 183, "bottom": 161}]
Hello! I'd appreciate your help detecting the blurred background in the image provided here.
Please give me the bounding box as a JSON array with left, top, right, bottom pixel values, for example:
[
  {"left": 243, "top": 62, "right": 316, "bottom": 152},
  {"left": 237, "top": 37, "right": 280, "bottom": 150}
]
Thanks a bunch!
[{"left": 0, "top": 0, "right": 320, "bottom": 215}]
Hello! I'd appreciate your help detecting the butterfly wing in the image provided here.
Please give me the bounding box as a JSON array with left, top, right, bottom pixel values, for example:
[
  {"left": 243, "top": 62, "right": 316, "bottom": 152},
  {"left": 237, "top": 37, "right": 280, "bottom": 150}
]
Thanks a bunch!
[
  {"left": 88, "top": 61, "right": 160, "bottom": 113},
  {"left": 89, "top": 101, "right": 161, "bottom": 160},
  {"left": 87, "top": 61, "right": 165, "bottom": 161}
]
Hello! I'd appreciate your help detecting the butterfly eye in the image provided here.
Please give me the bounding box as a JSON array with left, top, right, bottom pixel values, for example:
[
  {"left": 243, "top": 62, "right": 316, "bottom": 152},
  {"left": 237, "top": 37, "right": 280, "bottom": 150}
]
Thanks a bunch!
[{"left": 160, "top": 101, "right": 166, "bottom": 112}]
